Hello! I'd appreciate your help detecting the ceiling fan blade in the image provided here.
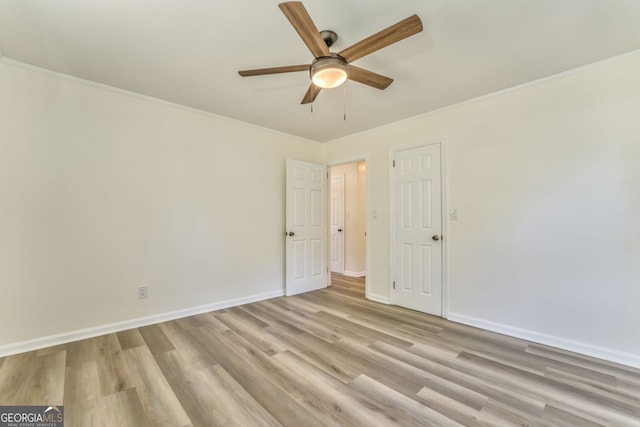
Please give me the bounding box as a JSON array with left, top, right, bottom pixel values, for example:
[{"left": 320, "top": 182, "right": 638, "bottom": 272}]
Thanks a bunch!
[
  {"left": 279, "top": 2, "right": 331, "bottom": 59},
  {"left": 238, "top": 64, "right": 309, "bottom": 77},
  {"left": 301, "top": 84, "right": 321, "bottom": 104},
  {"left": 348, "top": 66, "right": 394, "bottom": 90},
  {"left": 338, "top": 14, "right": 423, "bottom": 63}
]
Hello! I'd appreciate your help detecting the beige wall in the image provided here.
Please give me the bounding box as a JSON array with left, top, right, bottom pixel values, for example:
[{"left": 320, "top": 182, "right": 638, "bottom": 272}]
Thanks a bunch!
[
  {"left": 0, "top": 62, "right": 321, "bottom": 349},
  {"left": 323, "top": 54, "right": 640, "bottom": 367},
  {"left": 3, "top": 52, "right": 640, "bottom": 368}
]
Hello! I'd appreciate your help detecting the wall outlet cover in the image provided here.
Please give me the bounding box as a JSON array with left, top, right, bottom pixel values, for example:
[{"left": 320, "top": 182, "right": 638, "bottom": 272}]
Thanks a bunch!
[{"left": 138, "top": 286, "right": 148, "bottom": 299}]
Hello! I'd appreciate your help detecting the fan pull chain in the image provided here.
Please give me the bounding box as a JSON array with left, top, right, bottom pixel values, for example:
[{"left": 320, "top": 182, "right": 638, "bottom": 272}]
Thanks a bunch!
[
  {"left": 311, "top": 102, "right": 314, "bottom": 114},
  {"left": 343, "top": 85, "right": 347, "bottom": 121}
]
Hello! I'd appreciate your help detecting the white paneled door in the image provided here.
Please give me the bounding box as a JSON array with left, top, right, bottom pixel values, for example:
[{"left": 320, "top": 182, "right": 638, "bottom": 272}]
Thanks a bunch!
[
  {"left": 391, "top": 144, "right": 443, "bottom": 316},
  {"left": 285, "top": 159, "right": 328, "bottom": 296},
  {"left": 330, "top": 174, "right": 345, "bottom": 274}
]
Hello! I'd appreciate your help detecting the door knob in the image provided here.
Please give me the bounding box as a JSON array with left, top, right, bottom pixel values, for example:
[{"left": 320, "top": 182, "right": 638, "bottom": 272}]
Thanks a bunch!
[
  {"left": 288, "top": 231, "right": 295, "bottom": 237},
  {"left": 432, "top": 235, "right": 440, "bottom": 241},
  {"left": 337, "top": 228, "right": 343, "bottom": 232}
]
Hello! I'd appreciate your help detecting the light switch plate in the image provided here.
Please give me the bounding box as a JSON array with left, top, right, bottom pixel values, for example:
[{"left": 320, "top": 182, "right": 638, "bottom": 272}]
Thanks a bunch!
[{"left": 449, "top": 208, "right": 459, "bottom": 220}]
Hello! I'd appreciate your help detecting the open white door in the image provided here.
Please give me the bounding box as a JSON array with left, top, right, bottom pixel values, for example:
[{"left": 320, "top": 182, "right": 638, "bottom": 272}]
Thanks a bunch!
[
  {"left": 330, "top": 174, "right": 345, "bottom": 274},
  {"left": 286, "top": 159, "right": 328, "bottom": 296}
]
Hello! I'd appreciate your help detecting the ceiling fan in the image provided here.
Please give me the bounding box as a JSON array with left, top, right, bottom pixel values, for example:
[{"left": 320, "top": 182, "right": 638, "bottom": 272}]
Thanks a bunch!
[{"left": 238, "top": 1, "right": 423, "bottom": 104}]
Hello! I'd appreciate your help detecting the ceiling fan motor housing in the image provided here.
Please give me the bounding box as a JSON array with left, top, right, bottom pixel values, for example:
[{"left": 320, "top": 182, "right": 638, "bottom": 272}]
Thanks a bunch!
[{"left": 320, "top": 30, "right": 338, "bottom": 47}]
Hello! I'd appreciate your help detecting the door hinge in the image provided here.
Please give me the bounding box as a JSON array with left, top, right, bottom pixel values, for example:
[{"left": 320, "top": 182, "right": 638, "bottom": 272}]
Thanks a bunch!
[
  {"left": 392, "top": 160, "right": 396, "bottom": 168},
  {"left": 393, "top": 281, "right": 396, "bottom": 289}
]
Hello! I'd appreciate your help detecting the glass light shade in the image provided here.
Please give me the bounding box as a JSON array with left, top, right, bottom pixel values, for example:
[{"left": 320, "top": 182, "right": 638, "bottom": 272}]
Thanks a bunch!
[
  {"left": 312, "top": 67, "right": 348, "bottom": 88},
  {"left": 310, "top": 56, "right": 348, "bottom": 89}
]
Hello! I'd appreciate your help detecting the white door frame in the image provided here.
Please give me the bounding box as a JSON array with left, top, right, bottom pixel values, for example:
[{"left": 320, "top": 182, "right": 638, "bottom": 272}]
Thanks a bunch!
[
  {"left": 325, "top": 155, "right": 370, "bottom": 298},
  {"left": 389, "top": 141, "right": 448, "bottom": 318}
]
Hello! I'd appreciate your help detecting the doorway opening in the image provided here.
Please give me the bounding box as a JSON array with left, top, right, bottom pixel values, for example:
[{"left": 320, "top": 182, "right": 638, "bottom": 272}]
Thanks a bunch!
[{"left": 328, "top": 161, "right": 367, "bottom": 292}]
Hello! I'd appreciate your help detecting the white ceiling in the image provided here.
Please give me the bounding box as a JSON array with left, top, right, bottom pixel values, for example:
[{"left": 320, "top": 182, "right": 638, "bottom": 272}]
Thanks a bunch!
[{"left": 2, "top": 0, "right": 640, "bottom": 142}]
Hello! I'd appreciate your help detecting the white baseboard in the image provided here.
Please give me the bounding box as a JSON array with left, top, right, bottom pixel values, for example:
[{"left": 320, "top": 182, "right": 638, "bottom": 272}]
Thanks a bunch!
[
  {"left": 344, "top": 270, "right": 366, "bottom": 278},
  {"left": 0, "top": 289, "right": 284, "bottom": 358},
  {"left": 447, "top": 312, "right": 640, "bottom": 370},
  {"left": 367, "top": 293, "right": 390, "bottom": 305}
]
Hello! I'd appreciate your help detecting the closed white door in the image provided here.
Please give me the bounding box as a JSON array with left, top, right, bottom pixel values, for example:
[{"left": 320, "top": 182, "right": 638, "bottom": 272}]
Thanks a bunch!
[
  {"left": 391, "top": 144, "right": 443, "bottom": 315},
  {"left": 330, "top": 174, "right": 345, "bottom": 273},
  {"left": 285, "top": 159, "right": 328, "bottom": 296}
]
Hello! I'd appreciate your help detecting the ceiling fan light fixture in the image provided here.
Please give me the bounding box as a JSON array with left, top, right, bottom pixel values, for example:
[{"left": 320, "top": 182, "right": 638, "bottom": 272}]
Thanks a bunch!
[{"left": 310, "top": 56, "right": 348, "bottom": 89}]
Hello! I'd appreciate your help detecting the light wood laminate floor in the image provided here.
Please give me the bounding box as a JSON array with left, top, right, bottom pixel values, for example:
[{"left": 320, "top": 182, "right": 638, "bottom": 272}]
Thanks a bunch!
[{"left": 1, "top": 274, "right": 639, "bottom": 426}]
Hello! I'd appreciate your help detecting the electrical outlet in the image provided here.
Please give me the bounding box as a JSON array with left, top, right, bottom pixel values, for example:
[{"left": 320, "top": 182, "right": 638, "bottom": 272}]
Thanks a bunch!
[{"left": 138, "top": 286, "right": 148, "bottom": 299}]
